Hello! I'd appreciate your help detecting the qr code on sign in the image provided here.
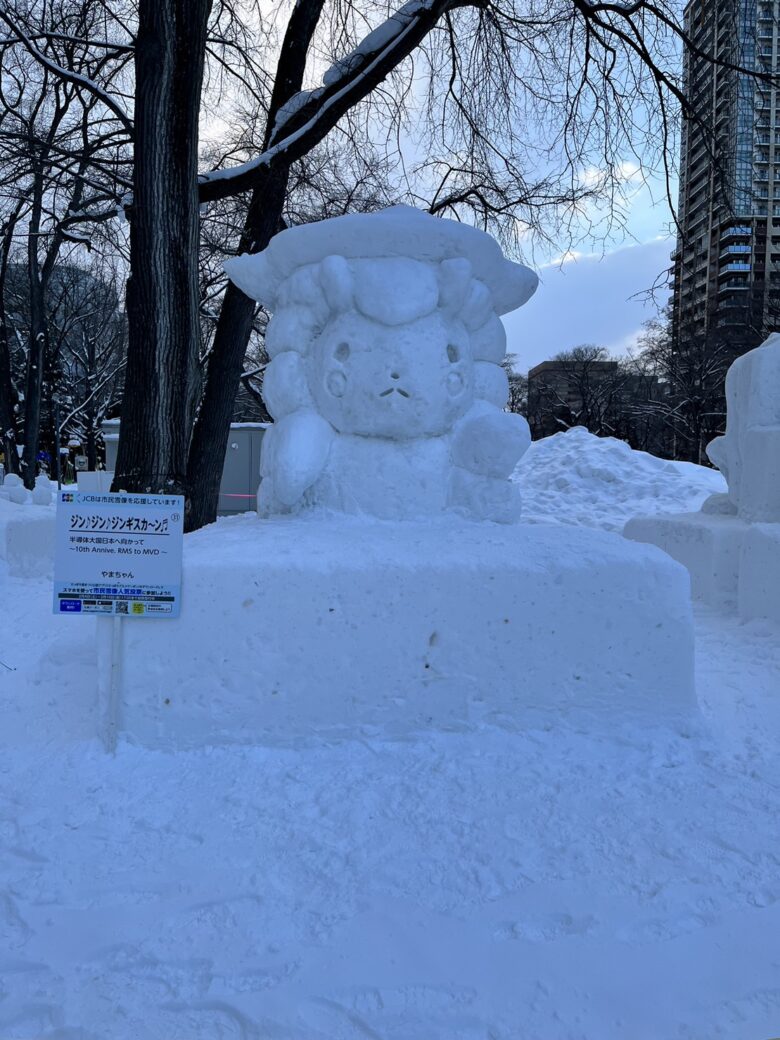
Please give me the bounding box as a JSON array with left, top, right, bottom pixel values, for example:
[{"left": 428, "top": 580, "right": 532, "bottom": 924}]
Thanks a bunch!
[{"left": 115, "top": 601, "right": 128, "bottom": 614}]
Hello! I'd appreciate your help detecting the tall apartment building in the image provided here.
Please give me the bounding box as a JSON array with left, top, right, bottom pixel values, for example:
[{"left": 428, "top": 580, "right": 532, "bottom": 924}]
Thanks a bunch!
[{"left": 671, "top": 0, "right": 780, "bottom": 355}]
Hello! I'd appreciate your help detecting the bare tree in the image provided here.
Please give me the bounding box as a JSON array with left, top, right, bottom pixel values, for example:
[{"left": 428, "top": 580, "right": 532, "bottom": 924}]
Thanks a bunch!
[
  {"left": 632, "top": 317, "right": 731, "bottom": 464},
  {"left": 52, "top": 260, "right": 127, "bottom": 469},
  {"left": 528, "top": 344, "right": 630, "bottom": 437},
  {"left": 0, "top": 0, "right": 132, "bottom": 484},
  {"left": 501, "top": 355, "right": 528, "bottom": 416},
  {"left": 2, "top": 0, "right": 773, "bottom": 520}
]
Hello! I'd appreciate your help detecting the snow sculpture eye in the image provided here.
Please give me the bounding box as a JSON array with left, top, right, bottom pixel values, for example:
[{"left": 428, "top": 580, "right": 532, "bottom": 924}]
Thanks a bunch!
[
  {"left": 335, "top": 342, "right": 350, "bottom": 362},
  {"left": 327, "top": 370, "right": 347, "bottom": 397},
  {"left": 447, "top": 344, "right": 460, "bottom": 363}
]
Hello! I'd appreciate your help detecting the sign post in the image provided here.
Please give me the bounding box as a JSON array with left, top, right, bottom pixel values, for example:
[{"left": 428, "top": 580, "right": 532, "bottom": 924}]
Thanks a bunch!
[{"left": 53, "top": 490, "right": 184, "bottom": 752}]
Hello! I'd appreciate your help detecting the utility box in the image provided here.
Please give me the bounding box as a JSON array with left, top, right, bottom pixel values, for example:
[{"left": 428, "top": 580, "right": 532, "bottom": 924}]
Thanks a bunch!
[
  {"left": 218, "top": 423, "right": 268, "bottom": 514},
  {"left": 103, "top": 419, "right": 120, "bottom": 471},
  {"left": 101, "top": 420, "right": 269, "bottom": 515}
]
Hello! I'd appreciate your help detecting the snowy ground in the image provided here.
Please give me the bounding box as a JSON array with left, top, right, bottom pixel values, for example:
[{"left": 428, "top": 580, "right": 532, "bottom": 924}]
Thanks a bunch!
[{"left": 2, "top": 431, "right": 780, "bottom": 1040}]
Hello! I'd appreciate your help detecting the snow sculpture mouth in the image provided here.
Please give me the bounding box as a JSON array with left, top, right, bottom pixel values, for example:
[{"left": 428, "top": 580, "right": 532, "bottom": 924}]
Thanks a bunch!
[{"left": 379, "top": 387, "right": 411, "bottom": 398}]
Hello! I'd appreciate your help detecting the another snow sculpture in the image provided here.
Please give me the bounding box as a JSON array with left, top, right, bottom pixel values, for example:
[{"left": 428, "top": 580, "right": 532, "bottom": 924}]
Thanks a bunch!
[
  {"left": 703, "top": 332, "right": 780, "bottom": 522},
  {"left": 625, "top": 333, "right": 780, "bottom": 622},
  {"left": 225, "top": 206, "right": 537, "bottom": 522},
  {"left": 1, "top": 473, "right": 28, "bottom": 505},
  {"left": 0, "top": 471, "right": 53, "bottom": 506},
  {"left": 31, "top": 474, "right": 53, "bottom": 506}
]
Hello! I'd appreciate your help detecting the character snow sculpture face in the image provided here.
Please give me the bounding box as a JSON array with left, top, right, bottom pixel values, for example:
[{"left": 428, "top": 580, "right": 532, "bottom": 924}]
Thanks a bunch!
[{"left": 309, "top": 310, "right": 473, "bottom": 438}]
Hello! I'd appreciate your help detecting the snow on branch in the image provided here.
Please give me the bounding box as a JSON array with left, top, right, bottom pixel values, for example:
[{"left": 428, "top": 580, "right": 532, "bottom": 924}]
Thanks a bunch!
[
  {"left": 199, "top": 0, "right": 481, "bottom": 202},
  {"left": 0, "top": 9, "right": 134, "bottom": 136}
]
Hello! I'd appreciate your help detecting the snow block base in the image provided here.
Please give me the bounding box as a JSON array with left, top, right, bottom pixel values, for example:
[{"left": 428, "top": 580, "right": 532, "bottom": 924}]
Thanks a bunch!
[
  {"left": 739, "top": 524, "right": 780, "bottom": 624},
  {"left": 623, "top": 512, "right": 749, "bottom": 611},
  {"left": 102, "top": 517, "right": 695, "bottom": 749},
  {"left": 1, "top": 508, "right": 56, "bottom": 578}
]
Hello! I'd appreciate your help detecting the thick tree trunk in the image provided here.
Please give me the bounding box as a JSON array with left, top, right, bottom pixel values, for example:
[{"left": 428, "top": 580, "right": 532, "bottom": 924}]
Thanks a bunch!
[
  {"left": 86, "top": 426, "right": 98, "bottom": 471},
  {"left": 113, "top": 0, "right": 211, "bottom": 496},
  {"left": 0, "top": 210, "right": 21, "bottom": 476},
  {"left": 85, "top": 335, "right": 98, "bottom": 471},
  {"left": 184, "top": 167, "right": 288, "bottom": 531},
  {"left": 184, "top": 0, "right": 327, "bottom": 531},
  {"left": 21, "top": 230, "right": 47, "bottom": 489},
  {"left": 0, "top": 318, "right": 18, "bottom": 477}
]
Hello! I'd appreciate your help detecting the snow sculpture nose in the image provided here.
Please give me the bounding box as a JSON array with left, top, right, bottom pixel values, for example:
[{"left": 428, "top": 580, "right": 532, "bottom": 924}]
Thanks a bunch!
[{"left": 390, "top": 371, "right": 400, "bottom": 380}]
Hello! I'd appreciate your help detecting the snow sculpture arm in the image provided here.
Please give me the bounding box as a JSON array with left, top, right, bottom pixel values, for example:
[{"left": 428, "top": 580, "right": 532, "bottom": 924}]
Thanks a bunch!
[
  {"left": 258, "top": 409, "right": 333, "bottom": 514},
  {"left": 448, "top": 403, "right": 530, "bottom": 524},
  {"left": 451, "top": 404, "right": 531, "bottom": 479}
]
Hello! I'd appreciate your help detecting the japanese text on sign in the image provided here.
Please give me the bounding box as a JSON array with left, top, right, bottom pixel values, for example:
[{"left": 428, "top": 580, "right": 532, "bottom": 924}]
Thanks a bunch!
[{"left": 53, "top": 490, "right": 184, "bottom": 618}]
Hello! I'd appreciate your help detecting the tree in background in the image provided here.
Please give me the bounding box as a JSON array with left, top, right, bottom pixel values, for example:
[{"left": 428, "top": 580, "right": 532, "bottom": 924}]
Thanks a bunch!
[
  {"left": 1, "top": 0, "right": 762, "bottom": 520},
  {"left": 527, "top": 345, "right": 630, "bottom": 439},
  {"left": 1, "top": 258, "right": 127, "bottom": 477},
  {"left": 0, "top": 0, "right": 132, "bottom": 484},
  {"left": 631, "top": 316, "right": 731, "bottom": 465}
]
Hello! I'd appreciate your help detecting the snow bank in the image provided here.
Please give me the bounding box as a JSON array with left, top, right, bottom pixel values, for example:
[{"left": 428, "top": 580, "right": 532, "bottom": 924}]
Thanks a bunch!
[{"left": 515, "top": 426, "right": 726, "bottom": 531}]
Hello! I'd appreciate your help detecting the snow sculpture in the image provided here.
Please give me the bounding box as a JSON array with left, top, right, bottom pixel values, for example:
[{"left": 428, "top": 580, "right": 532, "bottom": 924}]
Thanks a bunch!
[
  {"left": 31, "top": 474, "right": 53, "bottom": 506},
  {"left": 702, "top": 332, "right": 780, "bottom": 522},
  {"left": 1, "top": 473, "right": 28, "bottom": 504},
  {"left": 0, "top": 472, "right": 52, "bottom": 506},
  {"left": 625, "top": 332, "right": 780, "bottom": 622},
  {"left": 225, "top": 205, "right": 538, "bottom": 522},
  {"left": 107, "top": 206, "right": 696, "bottom": 751}
]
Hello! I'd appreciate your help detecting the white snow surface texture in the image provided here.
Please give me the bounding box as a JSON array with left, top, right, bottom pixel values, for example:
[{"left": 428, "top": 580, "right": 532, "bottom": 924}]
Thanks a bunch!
[{"left": 2, "top": 430, "right": 780, "bottom": 1040}]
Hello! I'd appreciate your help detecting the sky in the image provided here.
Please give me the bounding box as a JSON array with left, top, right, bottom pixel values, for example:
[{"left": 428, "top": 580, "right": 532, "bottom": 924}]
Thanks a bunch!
[{"left": 504, "top": 169, "right": 677, "bottom": 372}]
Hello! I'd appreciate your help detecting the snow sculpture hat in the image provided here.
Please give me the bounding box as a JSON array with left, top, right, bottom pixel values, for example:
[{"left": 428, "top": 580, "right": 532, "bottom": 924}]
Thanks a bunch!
[{"left": 224, "top": 204, "right": 538, "bottom": 319}]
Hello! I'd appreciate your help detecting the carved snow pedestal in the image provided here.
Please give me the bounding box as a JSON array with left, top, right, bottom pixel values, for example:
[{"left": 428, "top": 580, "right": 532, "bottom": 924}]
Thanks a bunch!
[
  {"left": 625, "top": 333, "right": 780, "bottom": 623},
  {"left": 107, "top": 208, "right": 695, "bottom": 748}
]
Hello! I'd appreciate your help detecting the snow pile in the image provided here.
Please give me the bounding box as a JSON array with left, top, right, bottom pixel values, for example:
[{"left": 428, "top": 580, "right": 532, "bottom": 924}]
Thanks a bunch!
[{"left": 516, "top": 426, "right": 726, "bottom": 531}]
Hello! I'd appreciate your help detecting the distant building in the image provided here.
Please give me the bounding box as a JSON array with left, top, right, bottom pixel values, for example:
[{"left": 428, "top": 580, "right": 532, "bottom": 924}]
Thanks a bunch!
[
  {"left": 671, "top": 0, "right": 780, "bottom": 355},
  {"left": 527, "top": 357, "right": 663, "bottom": 447},
  {"left": 527, "top": 358, "right": 621, "bottom": 438}
]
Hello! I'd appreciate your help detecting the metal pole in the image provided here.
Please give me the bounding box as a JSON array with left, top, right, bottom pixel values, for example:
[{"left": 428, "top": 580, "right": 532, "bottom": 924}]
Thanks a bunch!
[{"left": 103, "top": 615, "right": 123, "bottom": 754}]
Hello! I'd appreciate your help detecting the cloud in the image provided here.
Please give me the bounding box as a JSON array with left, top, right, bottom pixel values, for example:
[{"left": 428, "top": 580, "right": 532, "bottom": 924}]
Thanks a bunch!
[
  {"left": 503, "top": 236, "right": 672, "bottom": 372},
  {"left": 541, "top": 233, "right": 673, "bottom": 271}
]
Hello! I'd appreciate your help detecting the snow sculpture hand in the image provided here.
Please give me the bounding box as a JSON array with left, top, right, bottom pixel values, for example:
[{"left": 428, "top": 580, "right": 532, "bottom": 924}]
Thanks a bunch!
[{"left": 225, "top": 206, "right": 537, "bottom": 522}]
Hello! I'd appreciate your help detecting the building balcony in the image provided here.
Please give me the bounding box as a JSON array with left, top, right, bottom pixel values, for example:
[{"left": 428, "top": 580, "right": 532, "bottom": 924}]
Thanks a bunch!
[
  {"left": 718, "top": 282, "right": 751, "bottom": 294},
  {"left": 719, "top": 262, "right": 752, "bottom": 276},
  {"left": 720, "top": 245, "right": 752, "bottom": 259},
  {"left": 721, "top": 225, "right": 752, "bottom": 239}
]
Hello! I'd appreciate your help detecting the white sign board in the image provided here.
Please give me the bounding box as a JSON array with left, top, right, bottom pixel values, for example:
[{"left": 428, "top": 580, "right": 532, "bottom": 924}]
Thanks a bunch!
[{"left": 54, "top": 490, "right": 184, "bottom": 618}]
